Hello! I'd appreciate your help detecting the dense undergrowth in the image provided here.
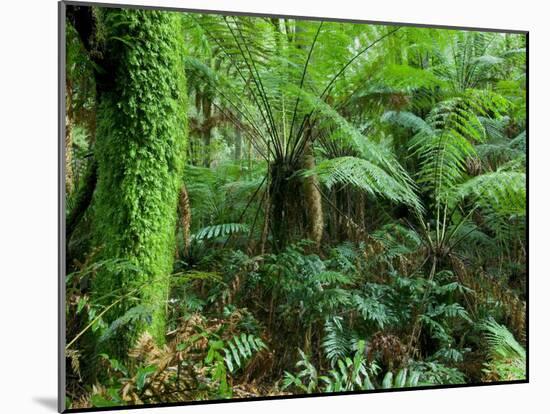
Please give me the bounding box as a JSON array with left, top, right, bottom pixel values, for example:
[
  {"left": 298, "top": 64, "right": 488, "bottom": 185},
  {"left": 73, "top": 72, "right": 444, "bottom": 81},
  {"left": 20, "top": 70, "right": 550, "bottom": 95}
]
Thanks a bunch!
[{"left": 65, "top": 5, "right": 526, "bottom": 409}]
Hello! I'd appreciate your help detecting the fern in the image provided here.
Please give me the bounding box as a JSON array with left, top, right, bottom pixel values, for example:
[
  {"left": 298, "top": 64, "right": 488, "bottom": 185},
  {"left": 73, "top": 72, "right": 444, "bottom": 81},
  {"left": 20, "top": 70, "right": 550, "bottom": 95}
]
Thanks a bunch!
[
  {"left": 322, "top": 316, "right": 352, "bottom": 367},
  {"left": 375, "top": 64, "right": 443, "bottom": 91},
  {"left": 284, "top": 340, "right": 375, "bottom": 393},
  {"left": 481, "top": 319, "right": 526, "bottom": 381},
  {"left": 282, "top": 349, "right": 320, "bottom": 393},
  {"left": 381, "top": 368, "right": 421, "bottom": 389},
  {"left": 194, "top": 223, "right": 250, "bottom": 241},
  {"left": 454, "top": 170, "right": 525, "bottom": 242},
  {"left": 352, "top": 292, "right": 393, "bottom": 329},
  {"left": 99, "top": 305, "right": 152, "bottom": 343},
  {"left": 404, "top": 90, "right": 510, "bottom": 206},
  {"left": 293, "top": 87, "right": 422, "bottom": 210},
  {"left": 371, "top": 223, "right": 422, "bottom": 261},
  {"left": 313, "top": 156, "right": 422, "bottom": 212},
  {"left": 382, "top": 110, "right": 433, "bottom": 135},
  {"left": 223, "top": 333, "right": 267, "bottom": 373}
]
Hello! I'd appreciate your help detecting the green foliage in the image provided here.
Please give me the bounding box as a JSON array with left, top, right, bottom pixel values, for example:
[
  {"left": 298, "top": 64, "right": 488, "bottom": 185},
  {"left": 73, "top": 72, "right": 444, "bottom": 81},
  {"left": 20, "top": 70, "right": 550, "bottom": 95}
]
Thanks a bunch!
[
  {"left": 204, "top": 339, "right": 232, "bottom": 397},
  {"left": 284, "top": 342, "right": 428, "bottom": 392},
  {"left": 203, "top": 332, "right": 267, "bottom": 397},
  {"left": 454, "top": 170, "right": 526, "bottom": 242},
  {"left": 223, "top": 333, "right": 267, "bottom": 373},
  {"left": 313, "top": 156, "right": 421, "bottom": 211},
  {"left": 481, "top": 319, "right": 526, "bottom": 381},
  {"left": 283, "top": 340, "right": 375, "bottom": 393},
  {"left": 65, "top": 7, "right": 526, "bottom": 407},
  {"left": 371, "top": 223, "right": 422, "bottom": 261},
  {"left": 91, "top": 8, "right": 188, "bottom": 348},
  {"left": 381, "top": 368, "right": 420, "bottom": 389},
  {"left": 99, "top": 305, "right": 152, "bottom": 343},
  {"left": 322, "top": 317, "right": 353, "bottom": 366},
  {"left": 260, "top": 242, "right": 355, "bottom": 326},
  {"left": 194, "top": 223, "right": 250, "bottom": 241},
  {"left": 404, "top": 91, "right": 509, "bottom": 206},
  {"left": 410, "top": 361, "right": 467, "bottom": 385}
]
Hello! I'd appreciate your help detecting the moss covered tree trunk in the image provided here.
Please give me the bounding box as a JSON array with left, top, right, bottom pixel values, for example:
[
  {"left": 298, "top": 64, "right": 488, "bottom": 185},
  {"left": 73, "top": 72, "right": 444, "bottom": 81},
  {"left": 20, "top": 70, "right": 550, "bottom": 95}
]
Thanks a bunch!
[{"left": 91, "top": 9, "right": 187, "bottom": 350}]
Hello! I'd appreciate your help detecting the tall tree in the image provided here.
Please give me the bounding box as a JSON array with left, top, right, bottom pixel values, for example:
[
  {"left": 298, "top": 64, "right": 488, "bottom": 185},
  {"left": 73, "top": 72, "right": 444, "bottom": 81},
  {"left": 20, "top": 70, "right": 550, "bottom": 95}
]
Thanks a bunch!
[{"left": 87, "top": 8, "right": 188, "bottom": 350}]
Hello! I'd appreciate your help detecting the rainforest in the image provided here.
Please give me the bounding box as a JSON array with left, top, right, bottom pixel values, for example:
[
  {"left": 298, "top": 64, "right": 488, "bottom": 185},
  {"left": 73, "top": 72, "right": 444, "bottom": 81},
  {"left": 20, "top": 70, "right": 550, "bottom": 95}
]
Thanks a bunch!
[{"left": 64, "top": 4, "right": 527, "bottom": 409}]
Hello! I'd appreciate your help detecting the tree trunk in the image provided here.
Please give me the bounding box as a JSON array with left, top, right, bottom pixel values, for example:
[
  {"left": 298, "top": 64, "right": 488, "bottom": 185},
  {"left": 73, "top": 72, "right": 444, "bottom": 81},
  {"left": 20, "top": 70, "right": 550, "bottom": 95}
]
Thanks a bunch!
[
  {"left": 65, "top": 80, "right": 74, "bottom": 195},
  {"left": 234, "top": 127, "right": 242, "bottom": 162},
  {"left": 66, "top": 159, "right": 97, "bottom": 242},
  {"left": 90, "top": 8, "right": 188, "bottom": 351},
  {"left": 202, "top": 96, "right": 213, "bottom": 167},
  {"left": 303, "top": 140, "right": 324, "bottom": 248},
  {"left": 179, "top": 183, "right": 191, "bottom": 257}
]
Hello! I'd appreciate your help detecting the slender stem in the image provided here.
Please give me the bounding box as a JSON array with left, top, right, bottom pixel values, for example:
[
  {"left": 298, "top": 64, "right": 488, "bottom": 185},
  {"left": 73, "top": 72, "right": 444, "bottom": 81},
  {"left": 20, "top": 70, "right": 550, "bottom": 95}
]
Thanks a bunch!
[
  {"left": 319, "top": 27, "right": 401, "bottom": 101},
  {"left": 288, "top": 22, "right": 323, "bottom": 153},
  {"left": 225, "top": 17, "right": 282, "bottom": 157}
]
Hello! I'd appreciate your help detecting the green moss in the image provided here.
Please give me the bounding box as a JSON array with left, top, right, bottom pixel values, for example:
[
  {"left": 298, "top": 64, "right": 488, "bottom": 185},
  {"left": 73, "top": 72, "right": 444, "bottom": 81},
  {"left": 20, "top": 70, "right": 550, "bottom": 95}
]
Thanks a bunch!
[{"left": 91, "top": 8, "right": 187, "bottom": 349}]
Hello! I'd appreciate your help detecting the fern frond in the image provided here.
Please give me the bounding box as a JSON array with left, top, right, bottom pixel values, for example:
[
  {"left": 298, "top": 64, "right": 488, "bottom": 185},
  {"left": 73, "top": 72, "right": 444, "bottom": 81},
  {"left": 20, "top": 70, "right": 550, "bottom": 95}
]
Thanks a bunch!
[
  {"left": 481, "top": 319, "right": 526, "bottom": 381},
  {"left": 223, "top": 333, "right": 267, "bottom": 373},
  {"left": 322, "top": 316, "right": 352, "bottom": 367},
  {"left": 381, "top": 110, "right": 434, "bottom": 135},
  {"left": 194, "top": 223, "right": 250, "bottom": 241},
  {"left": 312, "top": 156, "right": 422, "bottom": 212},
  {"left": 454, "top": 170, "right": 525, "bottom": 241}
]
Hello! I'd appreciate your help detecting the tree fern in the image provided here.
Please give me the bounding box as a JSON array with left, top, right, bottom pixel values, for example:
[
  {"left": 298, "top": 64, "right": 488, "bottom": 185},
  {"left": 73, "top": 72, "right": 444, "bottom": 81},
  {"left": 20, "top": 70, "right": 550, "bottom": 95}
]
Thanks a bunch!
[
  {"left": 312, "top": 156, "right": 422, "bottom": 212},
  {"left": 454, "top": 170, "right": 525, "bottom": 241},
  {"left": 371, "top": 223, "right": 422, "bottom": 261},
  {"left": 381, "top": 110, "right": 434, "bottom": 135},
  {"left": 404, "top": 90, "right": 510, "bottom": 206}
]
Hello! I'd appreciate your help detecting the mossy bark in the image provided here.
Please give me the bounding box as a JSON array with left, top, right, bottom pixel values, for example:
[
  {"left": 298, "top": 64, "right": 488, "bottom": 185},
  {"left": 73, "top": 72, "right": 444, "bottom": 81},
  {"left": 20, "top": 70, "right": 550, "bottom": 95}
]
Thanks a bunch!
[{"left": 90, "top": 9, "right": 187, "bottom": 350}]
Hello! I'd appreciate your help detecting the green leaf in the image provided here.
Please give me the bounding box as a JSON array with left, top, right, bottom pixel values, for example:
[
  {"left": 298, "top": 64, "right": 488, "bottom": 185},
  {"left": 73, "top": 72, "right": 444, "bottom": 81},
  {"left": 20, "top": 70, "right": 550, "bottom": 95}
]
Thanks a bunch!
[
  {"left": 90, "top": 395, "right": 118, "bottom": 408},
  {"left": 234, "top": 335, "right": 248, "bottom": 358},
  {"left": 76, "top": 297, "right": 87, "bottom": 314},
  {"left": 382, "top": 371, "right": 394, "bottom": 389},
  {"left": 136, "top": 365, "right": 157, "bottom": 391},
  {"left": 228, "top": 341, "right": 241, "bottom": 368},
  {"left": 242, "top": 333, "right": 252, "bottom": 356},
  {"left": 395, "top": 368, "right": 407, "bottom": 388}
]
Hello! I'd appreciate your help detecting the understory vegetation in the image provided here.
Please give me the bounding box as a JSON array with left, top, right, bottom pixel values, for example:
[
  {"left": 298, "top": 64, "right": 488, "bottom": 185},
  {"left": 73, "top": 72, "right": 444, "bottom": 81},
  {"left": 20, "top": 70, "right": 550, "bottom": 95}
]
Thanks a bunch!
[{"left": 65, "top": 5, "right": 526, "bottom": 409}]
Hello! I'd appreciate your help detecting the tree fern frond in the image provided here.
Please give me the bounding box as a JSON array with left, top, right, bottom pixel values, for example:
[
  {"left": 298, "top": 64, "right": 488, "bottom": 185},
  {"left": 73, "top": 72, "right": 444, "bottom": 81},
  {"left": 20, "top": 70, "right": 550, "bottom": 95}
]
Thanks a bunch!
[
  {"left": 194, "top": 223, "right": 250, "bottom": 241},
  {"left": 453, "top": 170, "right": 526, "bottom": 240},
  {"left": 312, "top": 156, "right": 422, "bottom": 212},
  {"left": 381, "top": 110, "right": 434, "bottom": 135},
  {"left": 481, "top": 318, "right": 526, "bottom": 381}
]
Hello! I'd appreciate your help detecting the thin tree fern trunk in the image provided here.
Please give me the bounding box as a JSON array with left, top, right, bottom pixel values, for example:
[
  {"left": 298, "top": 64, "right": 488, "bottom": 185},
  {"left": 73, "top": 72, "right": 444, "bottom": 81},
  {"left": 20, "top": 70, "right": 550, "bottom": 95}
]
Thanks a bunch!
[
  {"left": 179, "top": 183, "right": 191, "bottom": 257},
  {"left": 91, "top": 8, "right": 187, "bottom": 352},
  {"left": 303, "top": 140, "right": 324, "bottom": 248},
  {"left": 65, "top": 80, "right": 74, "bottom": 195}
]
